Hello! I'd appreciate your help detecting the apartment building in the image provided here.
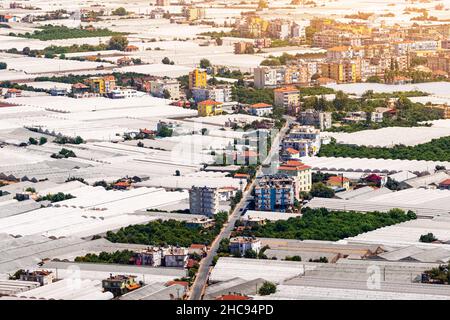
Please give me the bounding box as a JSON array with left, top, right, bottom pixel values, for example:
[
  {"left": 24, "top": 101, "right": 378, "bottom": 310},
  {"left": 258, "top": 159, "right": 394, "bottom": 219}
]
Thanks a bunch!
[
  {"left": 254, "top": 67, "right": 278, "bottom": 88},
  {"left": 234, "top": 41, "right": 254, "bottom": 54},
  {"left": 85, "top": 75, "right": 116, "bottom": 94},
  {"left": 183, "top": 7, "right": 205, "bottom": 21},
  {"left": 299, "top": 109, "right": 332, "bottom": 130},
  {"left": 321, "top": 60, "right": 359, "bottom": 83},
  {"left": 278, "top": 160, "right": 312, "bottom": 193},
  {"left": 392, "top": 40, "right": 441, "bottom": 55},
  {"left": 149, "top": 79, "right": 180, "bottom": 100},
  {"left": 189, "top": 186, "right": 220, "bottom": 217},
  {"left": 192, "top": 85, "right": 232, "bottom": 103},
  {"left": 313, "top": 30, "right": 364, "bottom": 49},
  {"left": 189, "top": 68, "right": 207, "bottom": 90},
  {"left": 274, "top": 86, "right": 300, "bottom": 108},
  {"left": 283, "top": 126, "right": 322, "bottom": 156},
  {"left": 427, "top": 52, "right": 450, "bottom": 74},
  {"left": 254, "top": 174, "right": 297, "bottom": 212}
]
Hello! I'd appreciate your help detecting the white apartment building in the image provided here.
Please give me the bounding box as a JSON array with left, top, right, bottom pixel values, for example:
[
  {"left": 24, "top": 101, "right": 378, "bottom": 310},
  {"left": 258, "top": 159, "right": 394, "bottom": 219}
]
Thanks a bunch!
[
  {"left": 150, "top": 79, "right": 180, "bottom": 100},
  {"left": 229, "top": 237, "right": 261, "bottom": 256}
]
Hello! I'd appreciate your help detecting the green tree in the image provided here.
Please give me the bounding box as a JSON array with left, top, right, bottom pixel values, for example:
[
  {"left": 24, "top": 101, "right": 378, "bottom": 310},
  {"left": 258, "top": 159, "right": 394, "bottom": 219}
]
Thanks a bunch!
[
  {"left": 39, "top": 137, "right": 48, "bottom": 145},
  {"left": 310, "top": 183, "right": 335, "bottom": 198},
  {"left": 29, "top": 137, "right": 38, "bottom": 145},
  {"left": 107, "top": 35, "right": 129, "bottom": 51},
  {"left": 258, "top": 281, "right": 276, "bottom": 295},
  {"left": 420, "top": 233, "right": 438, "bottom": 243},
  {"left": 0, "top": 62, "right": 7, "bottom": 70},
  {"left": 244, "top": 249, "right": 258, "bottom": 259},
  {"left": 112, "top": 7, "right": 128, "bottom": 16},
  {"left": 199, "top": 58, "right": 211, "bottom": 69}
]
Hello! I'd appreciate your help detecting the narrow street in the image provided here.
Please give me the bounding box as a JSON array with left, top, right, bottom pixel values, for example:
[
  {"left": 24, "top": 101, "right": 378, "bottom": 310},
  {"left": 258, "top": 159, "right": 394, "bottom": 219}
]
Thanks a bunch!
[{"left": 189, "top": 117, "right": 293, "bottom": 300}]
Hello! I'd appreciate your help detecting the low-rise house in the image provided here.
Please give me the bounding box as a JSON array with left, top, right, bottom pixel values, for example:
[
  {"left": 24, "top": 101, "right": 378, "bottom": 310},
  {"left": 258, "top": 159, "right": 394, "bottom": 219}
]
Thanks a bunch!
[
  {"left": 135, "top": 247, "right": 163, "bottom": 267},
  {"left": 164, "top": 247, "right": 189, "bottom": 268},
  {"left": 197, "top": 100, "right": 223, "bottom": 117},
  {"left": 19, "top": 270, "right": 54, "bottom": 286},
  {"left": 439, "top": 179, "right": 450, "bottom": 190},
  {"left": 229, "top": 237, "right": 261, "bottom": 256},
  {"left": 102, "top": 275, "right": 141, "bottom": 297},
  {"left": 4, "top": 88, "right": 21, "bottom": 99},
  {"left": 326, "top": 176, "right": 350, "bottom": 191},
  {"left": 248, "top": 103, "right": 273, "bottom": 117}
]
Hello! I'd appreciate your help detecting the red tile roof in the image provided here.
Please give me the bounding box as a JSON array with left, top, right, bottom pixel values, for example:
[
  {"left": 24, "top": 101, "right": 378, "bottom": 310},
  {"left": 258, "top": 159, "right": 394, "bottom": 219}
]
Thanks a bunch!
[
  {"left": 166, "top": 281, "right": 189, "bottom": 288},
  {"left": 285, "top": 148, "right": 299, "bottom": 154},
  {"left": 327, "top": 176, "right": 350, "bottom": 183},
  {"left": 198, "top": 99, "right": 223, "bottom": 106},
  {"left": 439, "top": 179, "right": 450, "bottom": 186},
  {"left": 250, "top": 103, "right": 272, "bottom": 108},
  {"left": 274, "top": 86, "right": 298, "bottom": 93}
]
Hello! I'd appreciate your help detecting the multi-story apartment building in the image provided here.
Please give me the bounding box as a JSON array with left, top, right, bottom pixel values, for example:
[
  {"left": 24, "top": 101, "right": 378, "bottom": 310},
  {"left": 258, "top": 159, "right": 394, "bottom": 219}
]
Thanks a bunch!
[
  {"left": 268, "top": 19, "right": 291, "bottom": 39},
  {"left": 278, "top": 160, "right": 312, "bottom": 193},
  {"left": 192, "top": 85, "right": 232, "bottom": 103},
  {"left": 189, "top": 68, "right": 207, "bottom": 90},
  {"left": 254, "top": 174, "right": 297, "bottom": 212},
  {"left": 283, "top": 125, "right": 322, "bottom": 156},
  {"left": 299, "top": 109, "right": 332, "bottom": 130},
  {"left": 274, "top": 86, "right": 300, "bottom": 108},
  {"left": 183, "top": 7, "right": 205, "bottom": 21},
  {"left": 85, "top": 75, "right": 116, "bottom": 94},
  {"left": 149, "top": 79, "right": 180, "bottom": 100},
  {"left": 313, "top": 30, "right": 364, "bottom": 49},
  {"left": 254, "top": 67, "right": 278, "bottom": 88},
  {"left": 392, "top": 40, "right": 441, "bottom": 55},
  {"left": 234, "top": 41, "right": 254, "bottom": 54},
  {"left": 189, "top": 186, "right": 220, "bottom": 217},
  {"left": 321, "top": 60, "right": 359, "bottom": 83},
  {"left": 427, "top": 52, "right": 450, "bottom": 74}
]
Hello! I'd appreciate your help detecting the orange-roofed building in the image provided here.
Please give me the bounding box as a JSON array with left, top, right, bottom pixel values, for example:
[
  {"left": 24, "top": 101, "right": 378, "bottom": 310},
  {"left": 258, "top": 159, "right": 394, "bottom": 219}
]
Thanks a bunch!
[
  {"left": 439, "top": 179, "right": 450, "bottom": 190},
  {"left": 326, "top": 175, "right": 350, "bottom": 191},
  {"left": 274, "top": 86, "right": 300, "bottom": 108},
  {"left": 197, "top": 100, "right": 223, "bottom": 117},
  {"left": 113, "top": 181, "right": 131, "bottom": 190},
  {"left": 249, "top": 102, "right": 273, "bottom": 117},
  {"left": 4, "top": 88, "right": 22, "bottom": 98},
  {"left": 278, "top": 160, "right": 312, "bottom": 193},
  {"left": 234, "top": 173, "right": 251, "bottom": 180},
  {"left": 124, "top": 45, "right": 139, "bottom": 52}
]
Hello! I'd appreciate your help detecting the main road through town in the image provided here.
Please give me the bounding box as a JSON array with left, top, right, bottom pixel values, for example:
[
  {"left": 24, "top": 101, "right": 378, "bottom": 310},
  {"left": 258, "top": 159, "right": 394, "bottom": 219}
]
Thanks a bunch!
[{"left": 189, "top": 117, "right": 294, "bottom": 300}]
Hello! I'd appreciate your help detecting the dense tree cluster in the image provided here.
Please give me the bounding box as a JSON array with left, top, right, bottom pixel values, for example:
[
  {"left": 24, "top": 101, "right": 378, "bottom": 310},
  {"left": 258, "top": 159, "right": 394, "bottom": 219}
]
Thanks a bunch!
[
  {"left": 239, "top": 208, "right": 415, "bottom": 241},
  {"left": 11, "top": 25, "right": 123, "bottom": 40},
  {"left": 38, "top": 192, "right": 75, "bottom": 203},
  {"left": 106, "top": 212, "right": 228, "bottom": 247},
  {"left": 75, "top": 250, "right": 135, "bottom": 264},
  {"left": 232, "top": 86, "right": 274, "bottom": 105},
  {"left": 51, "top": 148, "right": 77, "bottom": 159},
  {"left": 319, "top": 136, "right": 450, "bottom": 162}
]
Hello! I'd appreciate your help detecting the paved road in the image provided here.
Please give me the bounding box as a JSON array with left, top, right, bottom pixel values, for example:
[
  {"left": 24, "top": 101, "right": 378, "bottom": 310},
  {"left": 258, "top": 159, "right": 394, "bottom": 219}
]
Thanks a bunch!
[{"left": 189, "top": 118, "right": 293, "bottom": 300}]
